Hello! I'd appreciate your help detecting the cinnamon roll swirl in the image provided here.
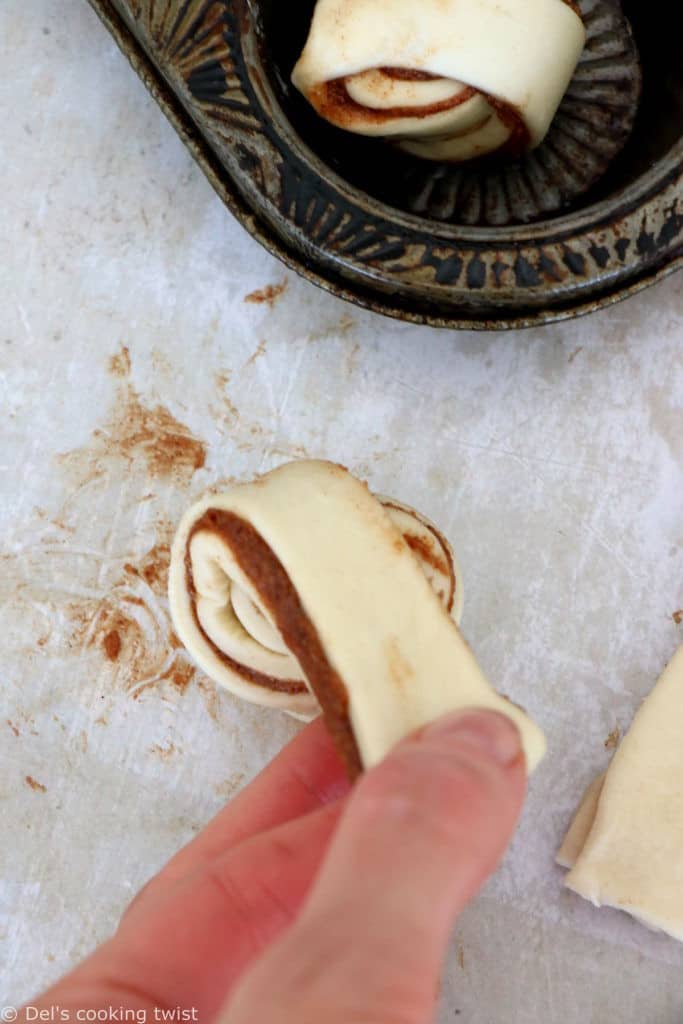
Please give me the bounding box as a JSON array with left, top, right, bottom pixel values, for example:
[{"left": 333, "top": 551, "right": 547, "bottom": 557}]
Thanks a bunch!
[
  {"left": 292, "top": 0, "right": 585, "bottom": 162},
  {"left": 169, "top": 461, "right": 545, "bottom": 776}
]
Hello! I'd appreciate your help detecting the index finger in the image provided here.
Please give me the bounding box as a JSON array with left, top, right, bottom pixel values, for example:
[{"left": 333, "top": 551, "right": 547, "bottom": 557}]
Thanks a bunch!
[{"left": 134, "top": 716, "right": 349, "bottom": 902}]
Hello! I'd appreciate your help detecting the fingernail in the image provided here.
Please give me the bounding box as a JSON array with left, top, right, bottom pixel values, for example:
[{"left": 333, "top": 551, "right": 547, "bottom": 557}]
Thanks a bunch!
[{"left": 422, "top": 710, "right": 522, "bottom": 766}]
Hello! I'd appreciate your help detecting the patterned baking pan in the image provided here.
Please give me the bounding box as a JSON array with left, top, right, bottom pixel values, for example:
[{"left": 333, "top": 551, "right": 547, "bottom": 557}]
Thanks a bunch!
[{"left": 87, "top": 0, "right": 682, "bottom": 329}]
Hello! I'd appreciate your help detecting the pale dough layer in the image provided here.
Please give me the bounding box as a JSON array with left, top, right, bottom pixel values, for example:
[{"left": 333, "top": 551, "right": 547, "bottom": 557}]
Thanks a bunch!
[
  {"left": 561, "top": 647, "right": 683, "bottom": 941},
  {"left": 556, "top": 773, "right": 605, "bottom": 870},
  {"left": 292, "top": 0, "right": 585, "bottom": 159},
  {"left": 169, "top": 460, "right": 546, "bottom": 770}
]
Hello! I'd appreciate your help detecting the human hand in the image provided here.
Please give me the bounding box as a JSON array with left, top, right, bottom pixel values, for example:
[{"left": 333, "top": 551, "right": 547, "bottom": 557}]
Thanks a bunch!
[{"left": 22, "top": 709, "right": 525, "bottom": 1024}]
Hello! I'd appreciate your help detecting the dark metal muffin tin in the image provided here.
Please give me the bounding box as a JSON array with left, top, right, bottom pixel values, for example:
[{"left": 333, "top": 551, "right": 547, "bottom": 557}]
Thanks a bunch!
[
  {"left": 402, "top": 0, "right": 642, "bottom": 227},
  {"left": 88, "top": 0, "right": 682, "bottom": 329}
]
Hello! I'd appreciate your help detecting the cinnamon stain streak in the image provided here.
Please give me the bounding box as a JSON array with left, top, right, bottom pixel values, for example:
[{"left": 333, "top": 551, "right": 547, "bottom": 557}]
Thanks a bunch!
[
  {"left": 99, "top": 389, "right": 206, "bottom": 481},
  {"left": 213, "top": 373, "right": 240, "bottom": 426},
  {"left": 65, "top": 536, "right": 196, "bottom": 701},
  {"left": 197, "top": 679, "right": 220, "bottom": 721},
  {"left": 69, "top": 602, "right": 142, "bottom": 671},
  {"left": 157, "top": 660, "right": 195, "bottom": 695},
  {"left": 138, "top": 542, "right": 171, "bottom": 594},
  {"left": 386, "top": 637, "right": 414, "bottom": 694},
  {"left": 244, "top": 281, "right": 288, "bottom": 307},
  {"left": 219, "top": 395, "right": 239, "bottom": 422},
  {"left": 60, "top": 347, "right": 206, "bottom": 488},
  {"left": 108, "top": 345, "right": 131, "bottom": 378},
  {"left": 244, "top": 339, "right": 268, "bottom": 367},
  {"left": 16, "top": 344, "right": 206, "bottom": 709},
  {"left": 308, "top": 315, "right": 356, "bottom": 343},
  {"left": 25, "top": 775, "right": 47, "bottom": 793},
  {"left": 673, "top": 610, "right": 683, "bottom": 625}
]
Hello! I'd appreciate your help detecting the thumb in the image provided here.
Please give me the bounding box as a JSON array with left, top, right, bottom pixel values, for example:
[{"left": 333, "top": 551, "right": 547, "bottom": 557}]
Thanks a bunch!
[{"left": 223, "top": 709, "right": 527, "bottom": 1024}]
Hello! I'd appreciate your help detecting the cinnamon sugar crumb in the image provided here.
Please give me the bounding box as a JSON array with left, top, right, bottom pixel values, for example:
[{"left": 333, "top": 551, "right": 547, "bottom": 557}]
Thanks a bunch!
[
  {"left": 604, "top": 727, "right": 621, "bottom": 750},
  {"left": 150, "top": 741, "right": 177, "bottom": 760}
]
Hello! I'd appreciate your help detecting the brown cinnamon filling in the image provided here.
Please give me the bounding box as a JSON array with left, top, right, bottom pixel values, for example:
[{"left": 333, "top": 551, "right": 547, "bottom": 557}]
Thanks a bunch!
[
  {"left": 308, "top": 69, "right": 530, "bottom": 156},
  {"left": 187, "top": 510, "right": 363, "bottom": 778},
  {"left": 485, "top": 94, "right": 529, "bottom": 157},
  {"left": 381, "top": 501, "right": 456, "bottom": 613},
  {"left": 185, "top": 535, "right": 307, "bottom": 697},
  {"left": 380, "top": 67, "right": 441, "bottom": 82},
  {"left": 309, "top": 75, "right": 478, "bottom": 128},
  {"left": 403, "top": 533, "right": 449, "bottom": 576}
]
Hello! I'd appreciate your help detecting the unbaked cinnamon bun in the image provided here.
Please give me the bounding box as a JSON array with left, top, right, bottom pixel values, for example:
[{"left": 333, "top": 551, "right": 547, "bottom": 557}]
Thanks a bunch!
[
  {"left": 292, "top": 0, "right": 585, "bottom": 162},
  {"left": 169, "top": 460, "right": 546, "bottom": 776}
]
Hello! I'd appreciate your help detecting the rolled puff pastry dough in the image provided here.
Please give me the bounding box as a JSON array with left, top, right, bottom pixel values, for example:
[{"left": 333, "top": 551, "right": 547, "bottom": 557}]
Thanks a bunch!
[
  {"left": 559, "top": 647, "right": 683, "bottom": 941},
  {"left": 292, "top": 0, "right": 585, "bottom": 162},
  {"left": 169, "top": 460, "right": 546, "bottom": 775}
]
